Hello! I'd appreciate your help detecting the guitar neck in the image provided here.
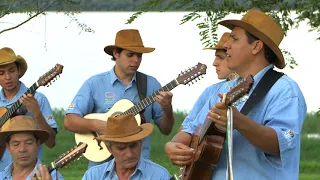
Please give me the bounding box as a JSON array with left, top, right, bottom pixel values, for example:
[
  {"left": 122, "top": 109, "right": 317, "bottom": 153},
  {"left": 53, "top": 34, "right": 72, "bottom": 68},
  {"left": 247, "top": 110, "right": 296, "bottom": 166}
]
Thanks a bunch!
[
  {"left": 123, "top": 79, "right": 179, "bottom": 116},
  {"left": 0, "top": 82, "right": 39, "bottom": 127}
]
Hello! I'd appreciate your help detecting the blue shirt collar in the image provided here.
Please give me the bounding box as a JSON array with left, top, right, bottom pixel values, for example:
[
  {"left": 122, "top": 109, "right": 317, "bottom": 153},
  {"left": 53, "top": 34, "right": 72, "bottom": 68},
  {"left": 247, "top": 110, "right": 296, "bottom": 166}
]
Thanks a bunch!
[
  {"left": 109, "top": 67, "right": 137, "bottom": 86},
  {"left": 104, "top": 157, "right": 145, "bottom": 179},
  {"left": 251, "top": 64, "right": 274, "bottom": 91},
  {"left": 0, "top": 81, "right": 28, "bottom": 102},
  {"left": 3, "top": 158, "right": 41, "bottom": 179}
]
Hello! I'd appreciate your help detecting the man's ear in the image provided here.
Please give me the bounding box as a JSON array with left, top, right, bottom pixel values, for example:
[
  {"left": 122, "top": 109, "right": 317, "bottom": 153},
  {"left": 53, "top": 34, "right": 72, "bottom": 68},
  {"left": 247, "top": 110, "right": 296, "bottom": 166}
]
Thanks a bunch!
[
  {"left": 252, "top": 40, "right": 264, "bottom": 55},
  {"left": 113, "top": 49, "right": 120, "bottom": 59}
]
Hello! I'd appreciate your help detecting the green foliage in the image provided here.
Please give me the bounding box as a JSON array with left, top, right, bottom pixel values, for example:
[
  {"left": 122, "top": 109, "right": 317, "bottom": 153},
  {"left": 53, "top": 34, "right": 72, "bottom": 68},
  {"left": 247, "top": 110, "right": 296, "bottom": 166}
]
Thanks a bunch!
[
  {"left": 301, "top": 111, "right": 320, "bottom": 134},
  {"left": 0, "top": 0, "right": 94, "bottom": 35},
  {"left": 127, "top": 0, "right": 320, "bottom": 69}
]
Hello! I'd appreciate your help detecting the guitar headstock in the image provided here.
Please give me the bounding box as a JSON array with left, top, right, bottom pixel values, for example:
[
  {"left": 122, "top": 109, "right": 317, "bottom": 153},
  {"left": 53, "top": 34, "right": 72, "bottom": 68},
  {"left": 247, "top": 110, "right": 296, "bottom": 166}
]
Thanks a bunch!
[
  {"left": 37, "top": 64, "right": 64, "bottom": 87},
  {"left": 53, "top": 142, "right": 87, "bottom": 170},
  {"left": 224, "top": 75, "right": 254, "bottom": 106},
  {"left": 176, "top": 62, "right": 207, "bottom": 85}
]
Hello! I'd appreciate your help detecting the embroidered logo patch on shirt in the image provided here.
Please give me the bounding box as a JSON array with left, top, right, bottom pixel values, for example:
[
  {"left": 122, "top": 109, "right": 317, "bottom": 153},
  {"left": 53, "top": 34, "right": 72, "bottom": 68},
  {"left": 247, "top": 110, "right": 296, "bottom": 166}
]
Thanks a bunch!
[
  {"left": 105, "top": 92, "right": 116, "bottom": 103},
  {"left": 46, "top": 116, "right": 53, "bottom": 121},
  {"left": 68, "top": 103, "right": 74, "bottom": 110},
  {"left": 283, "top": 129, "right": 295, "bottom": 146}
]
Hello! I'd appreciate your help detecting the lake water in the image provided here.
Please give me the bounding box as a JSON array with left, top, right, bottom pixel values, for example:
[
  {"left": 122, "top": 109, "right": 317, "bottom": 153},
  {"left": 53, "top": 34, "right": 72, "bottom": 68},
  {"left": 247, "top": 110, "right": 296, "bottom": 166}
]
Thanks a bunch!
[{"left": 0, "top": 12, "right": 319, "bottom": 112}]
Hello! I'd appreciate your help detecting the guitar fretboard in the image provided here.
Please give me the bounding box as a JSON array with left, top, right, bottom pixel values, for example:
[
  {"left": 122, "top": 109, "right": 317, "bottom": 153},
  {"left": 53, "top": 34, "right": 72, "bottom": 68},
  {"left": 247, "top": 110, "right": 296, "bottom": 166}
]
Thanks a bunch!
[
  {"left": 122, "top": 79, "right": 178, "bottom": 116},
  {"left": 0, "top": 82, "right": 38, "bottom": 127}
]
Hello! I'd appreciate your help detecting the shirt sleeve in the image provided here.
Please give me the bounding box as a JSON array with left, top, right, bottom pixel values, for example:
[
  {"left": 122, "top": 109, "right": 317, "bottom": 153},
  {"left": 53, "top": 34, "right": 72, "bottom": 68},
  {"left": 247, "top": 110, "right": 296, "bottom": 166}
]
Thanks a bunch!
[
  {"left": 148, "top": 77, "right": 163, "bottom": 126},
  {"left": 182, "top": 83, "right": 225, "bottom": 134},
  {"left": 34, "top": 92, "right": 58, "bottom": 130},
  {"left": 263, "top": 95, "right": 306, "bottom": 168},
  {"left": 50, "top": 170, "right": 64, "bottom": 180},
  {"left": 65, "top": 79, "right": 94, "bottom": 117}
]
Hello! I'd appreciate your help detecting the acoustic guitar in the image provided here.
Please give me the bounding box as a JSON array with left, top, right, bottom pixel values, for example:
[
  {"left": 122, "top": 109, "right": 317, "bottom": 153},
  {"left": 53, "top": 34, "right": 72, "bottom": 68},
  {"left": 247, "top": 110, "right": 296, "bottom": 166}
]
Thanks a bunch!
[
  {"left": 0, "top": 64, "right": 64, "bottom": 159},
  {"left": 179, "top": 75, "right": 254, "bottom": 180},
  {"left": 32, "top": 142, "right": 87, "bottom": 178},
  {"left": 75, "top": 62, "right": 207, "bottom": 162}
]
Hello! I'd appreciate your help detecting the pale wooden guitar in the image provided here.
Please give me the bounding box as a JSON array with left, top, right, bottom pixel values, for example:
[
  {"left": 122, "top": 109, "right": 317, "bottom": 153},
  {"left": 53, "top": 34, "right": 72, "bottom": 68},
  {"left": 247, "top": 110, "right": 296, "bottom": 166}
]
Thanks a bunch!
[{"left": 75, "top": 62, "right": 207, "bottom": 162}]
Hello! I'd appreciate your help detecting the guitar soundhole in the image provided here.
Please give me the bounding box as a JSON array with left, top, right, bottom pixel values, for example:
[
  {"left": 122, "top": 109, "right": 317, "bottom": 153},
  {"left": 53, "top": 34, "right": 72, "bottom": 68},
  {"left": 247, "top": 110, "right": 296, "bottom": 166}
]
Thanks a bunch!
[
  {"left": 92, "top": 132, "right": 103, "bottom": 150},
  {"left": 111, "top": 111, "right": 123, "bottom": 117}
]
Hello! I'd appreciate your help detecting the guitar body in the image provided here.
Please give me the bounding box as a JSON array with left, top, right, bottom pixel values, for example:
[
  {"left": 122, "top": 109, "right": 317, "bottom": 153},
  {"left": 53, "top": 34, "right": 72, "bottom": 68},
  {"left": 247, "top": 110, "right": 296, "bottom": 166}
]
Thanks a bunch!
[
  {"left": 180, "top": 75, "right": 254, "bottom": 180},
  {"left": 0, "top": 107, "right": 10, "bottom": 131},
  {"left": 74, "top": 99, "right": 141, "bottom": 162},
  {"left": 181, "top": 119, "right": 225, "bottom": 180},
  {"left": 0, "top": 107, "right": 10, "bottom": 159}
]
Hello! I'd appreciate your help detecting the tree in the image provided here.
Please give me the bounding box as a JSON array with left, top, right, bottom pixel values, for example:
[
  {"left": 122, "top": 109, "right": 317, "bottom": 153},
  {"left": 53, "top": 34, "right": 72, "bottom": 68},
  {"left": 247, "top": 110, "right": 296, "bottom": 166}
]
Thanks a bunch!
[
  {"left": 0, "top": 0, "right": 94, "bottom": 35},
  {"left": 126, "top": 0, "right": 320, "bottom": 69}
]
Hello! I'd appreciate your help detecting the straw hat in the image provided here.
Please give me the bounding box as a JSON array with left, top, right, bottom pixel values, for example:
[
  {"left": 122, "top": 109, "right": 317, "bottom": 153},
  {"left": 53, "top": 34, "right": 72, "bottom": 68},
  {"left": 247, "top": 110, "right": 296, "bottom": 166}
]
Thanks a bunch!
[
  {"left": 204, "top": 32, "right": 230, "bottom": 50},
  {"left": 0, "top": 47, "right": 28, "bottom": 78},
  {"left": 218, "top": 9, "right": 285, "bottom": 69},
  {"left": 104, "top": 29, "right": 155, "bottom": 56},
  {"left": 0, "top": 116, "right": 49, "bottom": 147},
  {"left": 96, "top": 114, "right": 153, "bottom": 143}
]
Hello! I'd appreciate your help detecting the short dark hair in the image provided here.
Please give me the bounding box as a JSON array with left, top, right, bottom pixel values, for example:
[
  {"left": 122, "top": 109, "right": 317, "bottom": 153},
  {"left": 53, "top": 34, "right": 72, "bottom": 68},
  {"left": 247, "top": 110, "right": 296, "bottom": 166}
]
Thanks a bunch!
[
  {"left": 6, "top": 133, "right": 40, "bottom": 144},
  {"left": 244, "top": 31, "right": 276, "bottom": 65},
  {"left": 111, "top": 48, "right": 123, "bottom": 61}
]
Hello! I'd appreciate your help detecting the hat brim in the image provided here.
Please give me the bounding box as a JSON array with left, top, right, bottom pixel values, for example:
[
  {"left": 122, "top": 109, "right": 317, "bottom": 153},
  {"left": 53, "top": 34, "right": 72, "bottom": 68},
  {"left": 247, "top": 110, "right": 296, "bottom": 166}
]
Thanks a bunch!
[
  {"left": 0, "top": 130, "right": 49, "bottom": 147},
  {"left": 95, "top": 123, "right": 154, "bottom": 143},
  {"left": 203, "top": 46, "right": 226, "bottom": 50},
  {"left": 104, "top": 45, "right": 155, "bottom": 56},
  {"left": 0, "top": 55, "right": 28, "bottom": 78},
  {"left": 219, "top": 20, "right": 285, "bottom": 69}
]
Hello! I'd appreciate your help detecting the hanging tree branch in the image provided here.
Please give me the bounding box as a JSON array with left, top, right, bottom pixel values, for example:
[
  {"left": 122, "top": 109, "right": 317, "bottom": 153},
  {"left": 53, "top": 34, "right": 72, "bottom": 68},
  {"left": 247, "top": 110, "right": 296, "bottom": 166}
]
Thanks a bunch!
[{"left": 0, "top": 0, "right": 58, "bottom": 34}]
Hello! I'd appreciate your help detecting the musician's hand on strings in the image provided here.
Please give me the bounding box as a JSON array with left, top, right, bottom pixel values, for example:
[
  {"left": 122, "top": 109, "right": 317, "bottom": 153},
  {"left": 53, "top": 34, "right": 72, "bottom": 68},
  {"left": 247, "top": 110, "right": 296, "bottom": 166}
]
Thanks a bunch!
[
  {"left": 90, "top": 119, "right": 107, "bottom": 135},
  {"left": 30, "top": 164, "right": 52, "bottom": 180},
  {"left": 19, "top": 93, "right": 41, "bottom": 117},
  {"left": 154, "top": 91, "right": 173, "bottom": 111},
  {"left": 165, "top": 142, "right": 194, "bottom": 166},
  {"left": 207, "top": 93, "right": 228, "bottom": 128}
]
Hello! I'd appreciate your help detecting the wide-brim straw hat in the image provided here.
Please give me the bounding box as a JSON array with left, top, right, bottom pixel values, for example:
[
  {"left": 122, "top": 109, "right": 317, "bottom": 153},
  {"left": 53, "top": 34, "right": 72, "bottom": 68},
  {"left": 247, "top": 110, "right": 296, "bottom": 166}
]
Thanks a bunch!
[
  {"left": 0, "top": 116, "right": 49, "bottom": 147},
  {"left": 204, "top": 32, "right": 230, "bottom": 50},
  {"left": 0, "top": 47, "right": 28, "bottom": 78},
  {"left": 104, "top": 29, "right": 155, "bottom": 56},
  {"left": 218, "top": 9, "right": 285, "bottom": 69},
  {"left": 96, "top": 114, "right": 153, "bottom": 143}
]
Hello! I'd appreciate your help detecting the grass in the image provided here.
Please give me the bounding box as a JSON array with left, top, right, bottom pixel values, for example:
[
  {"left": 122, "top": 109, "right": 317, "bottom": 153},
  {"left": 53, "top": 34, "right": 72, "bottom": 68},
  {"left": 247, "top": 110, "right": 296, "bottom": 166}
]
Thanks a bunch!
[{"left": 42, "top": 109, "right": 320, "bottom": 179}]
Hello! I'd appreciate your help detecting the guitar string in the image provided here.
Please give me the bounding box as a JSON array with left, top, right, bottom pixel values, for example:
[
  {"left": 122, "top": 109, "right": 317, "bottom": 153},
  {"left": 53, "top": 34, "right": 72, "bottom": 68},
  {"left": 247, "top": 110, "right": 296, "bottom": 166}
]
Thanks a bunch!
[{"left": 0, "top": 83, "right": 38, "bottom": 126}]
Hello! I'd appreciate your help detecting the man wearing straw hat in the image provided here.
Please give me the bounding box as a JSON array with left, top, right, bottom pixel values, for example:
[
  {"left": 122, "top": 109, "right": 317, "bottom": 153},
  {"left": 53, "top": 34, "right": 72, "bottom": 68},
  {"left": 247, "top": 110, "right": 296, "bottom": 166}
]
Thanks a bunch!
[
  {"left": 178, "top": 32, "right": 237, "bottom": 132},
  {"left": 0, "top": 115, "right": 63, "bottom": 180},
  {"left": 165, "top": 9, "right": 306, "bottom": 179},
  {"left": 82, "top": 114, "right": 171, "bottom": 180},
  {"left": 64, "top": 29, "right": 175, "bottom": 168},
  {"left": 0, "top": 47, "right": 58, "bottom": 171}
]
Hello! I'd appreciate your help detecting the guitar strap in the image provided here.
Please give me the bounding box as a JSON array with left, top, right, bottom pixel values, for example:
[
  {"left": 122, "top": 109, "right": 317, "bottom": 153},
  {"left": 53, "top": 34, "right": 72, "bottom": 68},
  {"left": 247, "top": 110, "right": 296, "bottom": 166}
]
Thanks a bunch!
[
  {"left": 136, "top": 71, "right": 147, "bottom": 124},
  {"left": 240, "top": 68, "right": 284, "bottom": 116},
  {"left": 225, "top": 68, "right": 284, "bottom": 180}
]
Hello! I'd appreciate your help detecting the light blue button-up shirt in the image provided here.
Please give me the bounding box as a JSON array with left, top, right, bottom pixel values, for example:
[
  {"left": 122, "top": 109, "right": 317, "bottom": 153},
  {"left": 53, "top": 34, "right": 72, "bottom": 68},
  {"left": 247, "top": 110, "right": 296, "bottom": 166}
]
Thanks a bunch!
[
  {"left": 182, "top": 80, "right": 227, "bottom": 128},
  {"left": 66, "top": 67, "right": 164, "bottom": 168},
  {"left": 0, "top": 82, "right": 58, "bottom": 171},
  {"left": 82, "top": 157, "right": 171, "bottom": 180},
  {"left": 0, "top": 158, "right": 64, "bottom": 180},
  {"left": 183, "top": 65, "right": 306, "bottom": 180}
]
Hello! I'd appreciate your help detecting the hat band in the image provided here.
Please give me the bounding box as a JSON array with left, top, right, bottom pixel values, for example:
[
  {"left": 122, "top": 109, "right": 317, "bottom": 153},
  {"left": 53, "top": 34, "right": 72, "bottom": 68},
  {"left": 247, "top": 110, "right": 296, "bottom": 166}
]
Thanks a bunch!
[{"left": 105, "top": 127, "right": 142, "bottom": 138}]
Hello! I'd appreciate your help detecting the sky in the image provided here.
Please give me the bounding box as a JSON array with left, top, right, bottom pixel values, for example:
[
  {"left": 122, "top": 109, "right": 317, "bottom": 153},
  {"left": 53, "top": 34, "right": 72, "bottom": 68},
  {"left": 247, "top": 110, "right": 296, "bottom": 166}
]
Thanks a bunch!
[{"left": 0, "top": 12, "right": 319, "bottom": 113}]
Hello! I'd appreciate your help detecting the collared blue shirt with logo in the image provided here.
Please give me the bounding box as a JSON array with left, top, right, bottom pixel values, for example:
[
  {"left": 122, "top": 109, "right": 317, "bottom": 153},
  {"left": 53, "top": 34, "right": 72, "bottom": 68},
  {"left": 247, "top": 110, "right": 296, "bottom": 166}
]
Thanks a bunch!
[
  {"left": 0, "top": 82, "right": 58, "bottom": 171},
  {"left": 183, "top": 65, "right": 306, "bottom": 180},
  {"left": 66, "top": 67, "right": 164, "bottom": 168},
  {"left": 0, "top": 158, "right": 64, "bottom": 180},
  {"left": 81, "top": 157, "right": 171, "bottom": 180}
]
